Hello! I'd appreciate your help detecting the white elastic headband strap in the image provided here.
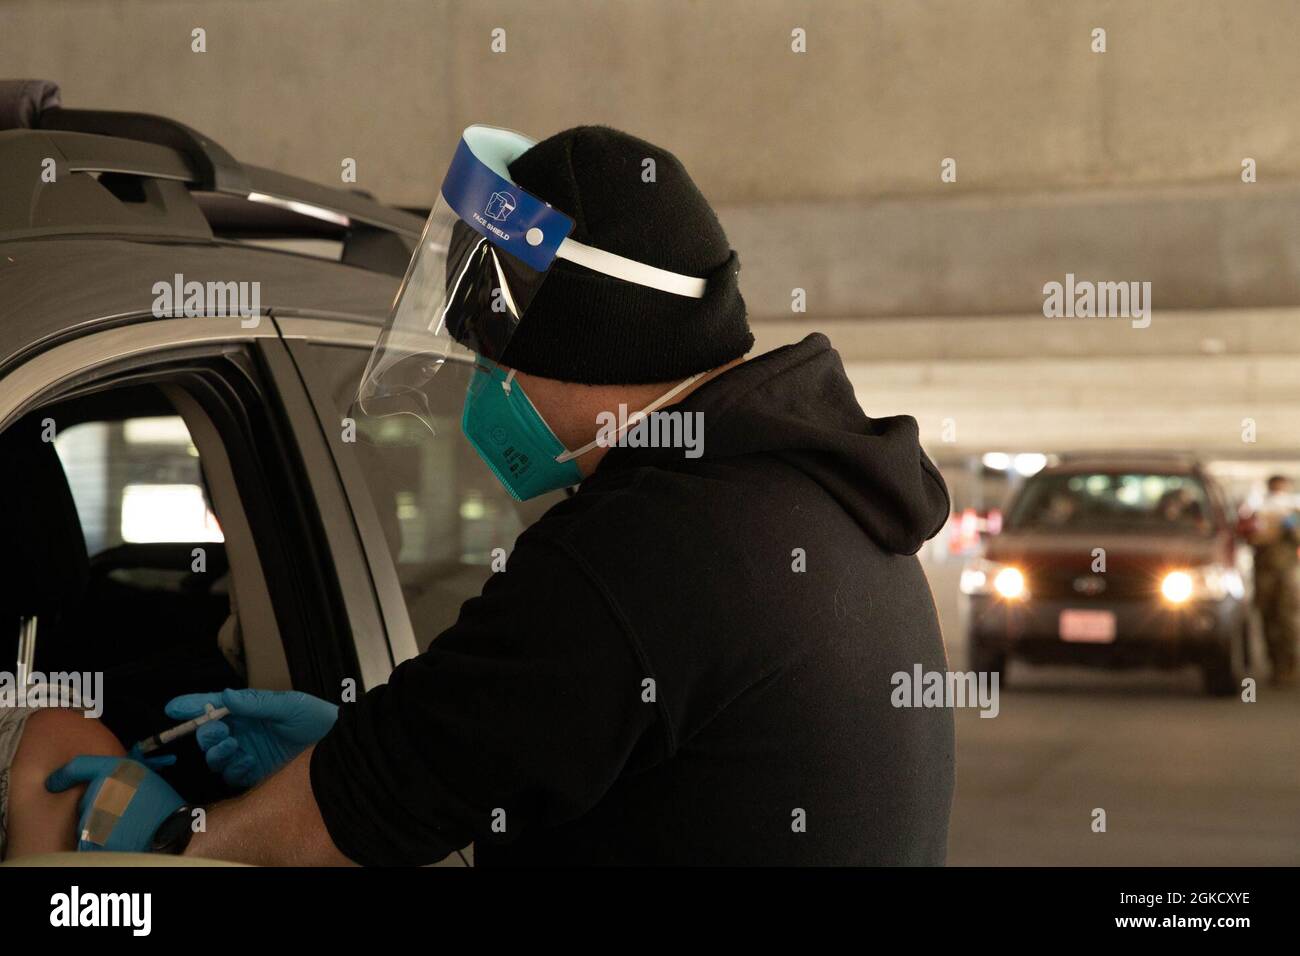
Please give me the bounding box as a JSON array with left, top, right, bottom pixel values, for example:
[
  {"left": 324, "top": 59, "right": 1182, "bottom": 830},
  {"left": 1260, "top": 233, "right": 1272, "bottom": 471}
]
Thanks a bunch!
[
  {"left": 461, "top": 126, "right": 709, "bottom": 300},
  {"left": 556, "top": 238, "right": 708, "bottom": 299},
  {"left": 555, "top": 372, "right": 706, "bottom": 464}
]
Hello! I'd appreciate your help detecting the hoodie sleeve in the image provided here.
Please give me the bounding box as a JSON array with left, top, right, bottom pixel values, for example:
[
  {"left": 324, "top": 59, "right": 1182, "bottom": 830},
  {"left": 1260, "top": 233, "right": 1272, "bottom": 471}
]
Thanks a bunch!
[{"left": 309, "top": 533, "right": 663, "bottom": 866}]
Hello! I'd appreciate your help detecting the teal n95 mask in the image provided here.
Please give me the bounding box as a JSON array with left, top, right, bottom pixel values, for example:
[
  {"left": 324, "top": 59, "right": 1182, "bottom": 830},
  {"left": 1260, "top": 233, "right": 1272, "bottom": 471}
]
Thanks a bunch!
[{"left": 462, "top": 359, "right": 704, "bottom": 501}]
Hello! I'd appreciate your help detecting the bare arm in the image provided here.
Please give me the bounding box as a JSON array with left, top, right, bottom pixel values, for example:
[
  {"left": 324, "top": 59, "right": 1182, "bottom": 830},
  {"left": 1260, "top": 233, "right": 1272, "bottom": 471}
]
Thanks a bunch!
[
  {"left": 184, "top": 747, "right": 355, "bottom": 866},
  {"left": 6, "top": 709, "right": 124, "bottom": 859}
]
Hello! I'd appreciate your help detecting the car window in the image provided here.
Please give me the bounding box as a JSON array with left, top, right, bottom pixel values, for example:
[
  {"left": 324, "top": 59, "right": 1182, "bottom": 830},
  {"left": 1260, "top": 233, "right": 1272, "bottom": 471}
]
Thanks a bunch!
[
  {"left": 294, "top": 342, "right": 565, "bottom": 650},
  {"left": 1, "top": 389, "right": 264, "bottom": 806},
  {"left": 53, "top": 415, "right": 223, "bottom": 556},
  {"left": 1007, "top": 471, "right": 1214, "bottom": 536}
]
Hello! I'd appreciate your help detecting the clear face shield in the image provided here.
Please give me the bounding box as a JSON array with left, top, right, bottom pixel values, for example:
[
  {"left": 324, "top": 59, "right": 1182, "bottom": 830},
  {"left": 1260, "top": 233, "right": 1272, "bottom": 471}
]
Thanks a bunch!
[
  {"left": 354, "top": 126, "right": 576, "bottom": 444},
  {"left": 354, "top": 125, "right": 709, "bottom": 446}
]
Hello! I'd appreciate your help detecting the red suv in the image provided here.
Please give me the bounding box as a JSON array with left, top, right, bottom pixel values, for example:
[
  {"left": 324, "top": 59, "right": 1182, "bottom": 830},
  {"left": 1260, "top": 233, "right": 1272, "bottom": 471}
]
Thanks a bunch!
[{"left": 961, "top": 456, "right": 1249, "bottom": 696}]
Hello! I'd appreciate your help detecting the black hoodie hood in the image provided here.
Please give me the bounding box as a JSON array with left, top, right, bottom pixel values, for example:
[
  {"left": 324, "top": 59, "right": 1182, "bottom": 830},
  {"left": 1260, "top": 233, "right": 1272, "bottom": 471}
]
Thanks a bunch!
[{"left": 598, "top": 333, "right": 950, "bottom": 556}]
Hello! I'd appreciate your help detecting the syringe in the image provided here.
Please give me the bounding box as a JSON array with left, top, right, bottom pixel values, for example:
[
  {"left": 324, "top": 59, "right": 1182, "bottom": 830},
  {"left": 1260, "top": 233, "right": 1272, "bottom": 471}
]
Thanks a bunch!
[{"left": 134, "top": 704, "right": 230, "bottom": 754}]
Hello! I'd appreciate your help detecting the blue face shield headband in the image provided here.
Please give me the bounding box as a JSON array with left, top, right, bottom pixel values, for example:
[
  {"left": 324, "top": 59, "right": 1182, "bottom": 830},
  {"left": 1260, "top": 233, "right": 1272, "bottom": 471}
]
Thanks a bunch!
[{"left": 354, "top": 125, "right": 709, "bottom": 445}]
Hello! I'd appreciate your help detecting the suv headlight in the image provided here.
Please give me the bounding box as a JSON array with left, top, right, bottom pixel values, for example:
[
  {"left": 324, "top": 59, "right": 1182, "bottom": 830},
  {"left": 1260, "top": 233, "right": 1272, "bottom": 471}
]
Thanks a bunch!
[
  {"left": 1161, "top": 565, "right": 1244, "bottom": 604},
  {"left": 961, "top": 560, "right": 1028, "bottom": 599}
]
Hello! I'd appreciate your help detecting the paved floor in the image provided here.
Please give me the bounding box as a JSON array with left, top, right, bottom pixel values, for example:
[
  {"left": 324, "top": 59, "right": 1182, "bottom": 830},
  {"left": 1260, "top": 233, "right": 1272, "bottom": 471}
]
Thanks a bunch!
[{"left": 923, "top": 562, "right": 1300, "bottom": 866}]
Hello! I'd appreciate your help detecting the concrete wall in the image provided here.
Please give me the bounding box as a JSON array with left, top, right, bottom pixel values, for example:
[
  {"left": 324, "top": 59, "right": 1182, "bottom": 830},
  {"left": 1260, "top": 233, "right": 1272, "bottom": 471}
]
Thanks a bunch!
[
  {"left": 5, "top": 0, "right": 1300, "bottom": 207},
  {"left": 8, "top": 1, "right": 1300, "bottom": 457},
  {"left": 724, "top": 182, "right": 1300, "bottom": 319},
  {"left": 750, "top": 311, "right": 1300, "bottom": 455}
]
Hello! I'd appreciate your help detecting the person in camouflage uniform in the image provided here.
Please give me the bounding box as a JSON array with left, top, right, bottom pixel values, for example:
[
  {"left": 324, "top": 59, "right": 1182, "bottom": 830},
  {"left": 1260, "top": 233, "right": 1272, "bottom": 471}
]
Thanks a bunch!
[{"left": 1249, "top": 476, "right": 1300, "bottom": 686}]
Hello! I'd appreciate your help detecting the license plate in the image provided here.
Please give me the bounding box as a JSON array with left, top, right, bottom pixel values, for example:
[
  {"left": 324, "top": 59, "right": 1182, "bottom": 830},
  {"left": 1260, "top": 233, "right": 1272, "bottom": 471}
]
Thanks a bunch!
[{"left": 1059, "top": 609, "right": 1117, "bottom": 643}]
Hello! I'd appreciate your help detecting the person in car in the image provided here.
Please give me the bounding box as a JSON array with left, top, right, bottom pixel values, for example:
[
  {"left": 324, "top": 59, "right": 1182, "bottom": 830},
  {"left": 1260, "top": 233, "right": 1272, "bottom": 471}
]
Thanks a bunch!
[
  {"left": 0, "top": 706, "right": 128, "bottom": 859},
  {"left": 1039, "top": 490, "right": 1078, "bottom": 527},
  {"left": 49, "top": 125, "right": 954, "bottom": 865},
  {"left": 1157, "top": 487, "right": 1209, "bottom": 533}
]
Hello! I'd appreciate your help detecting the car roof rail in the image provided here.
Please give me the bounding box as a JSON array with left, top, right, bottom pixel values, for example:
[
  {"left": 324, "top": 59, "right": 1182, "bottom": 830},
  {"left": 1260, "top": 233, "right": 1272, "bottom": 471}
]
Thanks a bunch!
[
  {"left": 31, "top": 106, "right": 422, "bottom": 239},
  {"left": 1, "top": 81, "right": 423, "bottom": 273},
  {"left": 38, "top": 106, "right": 252, "bottom": 194}
]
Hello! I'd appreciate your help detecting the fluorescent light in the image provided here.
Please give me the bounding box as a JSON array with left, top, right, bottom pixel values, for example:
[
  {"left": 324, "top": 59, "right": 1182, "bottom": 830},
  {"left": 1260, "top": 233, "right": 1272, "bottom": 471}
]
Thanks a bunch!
[{"left": 1013, "top": 453, "right": 1048, "bottom": 476}]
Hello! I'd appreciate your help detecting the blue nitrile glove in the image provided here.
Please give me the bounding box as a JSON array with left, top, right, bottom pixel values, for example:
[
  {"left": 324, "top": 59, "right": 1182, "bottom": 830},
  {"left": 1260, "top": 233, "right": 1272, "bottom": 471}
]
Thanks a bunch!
[
  {"left": 126, "top": 742, "right": 178, "bottom": 770},
  {"left": 1283, "top": 512, "right": 1299, "bottom": 531},
  {"left": 46, "top": 756, "right": 185, "bottom": 853},
  {"left": 165, "top": 688, "right": 339, "bottom": 789}
]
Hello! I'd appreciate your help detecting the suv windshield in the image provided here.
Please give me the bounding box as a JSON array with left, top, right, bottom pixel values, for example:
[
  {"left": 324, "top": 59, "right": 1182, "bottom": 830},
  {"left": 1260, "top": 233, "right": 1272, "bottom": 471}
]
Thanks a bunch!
[{"left": 1006, "top": 471, "right": 1213, "bottom": 535}]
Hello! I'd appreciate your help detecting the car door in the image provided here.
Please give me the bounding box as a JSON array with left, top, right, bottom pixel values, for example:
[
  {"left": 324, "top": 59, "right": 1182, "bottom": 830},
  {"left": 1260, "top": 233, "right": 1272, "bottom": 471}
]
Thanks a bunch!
[
  {"left": 275, "top": 312, "right": 567, "bottom": 661},
  {"left": 0, "top": 310, "right": 498, "bottom": 864},
  {"left": 0, "top": 314, "right": 393, "bottom": 699}
]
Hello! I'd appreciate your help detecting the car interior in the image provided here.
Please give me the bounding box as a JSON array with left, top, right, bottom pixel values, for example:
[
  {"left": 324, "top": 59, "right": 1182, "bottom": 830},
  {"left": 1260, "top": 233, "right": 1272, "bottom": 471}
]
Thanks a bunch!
[
  {"left": 1010, "top": 472, "right": 1217, "bottom": 534},
  {"left": 0, "top": 382, "right": 290, "bottom": 803},
  {"left": 299, "top": 342, "right": 563, "bottom": 652}
]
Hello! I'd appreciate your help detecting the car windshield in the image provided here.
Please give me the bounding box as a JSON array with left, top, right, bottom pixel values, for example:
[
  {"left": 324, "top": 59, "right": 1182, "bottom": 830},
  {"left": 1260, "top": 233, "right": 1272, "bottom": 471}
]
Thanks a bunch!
[{"left": 1006, "top": 471, "right": 1213, "bottom": 535}]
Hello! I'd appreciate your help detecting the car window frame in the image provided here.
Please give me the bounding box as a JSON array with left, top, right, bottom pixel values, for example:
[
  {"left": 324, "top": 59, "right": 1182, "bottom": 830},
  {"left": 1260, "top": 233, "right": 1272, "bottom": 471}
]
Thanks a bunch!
[
  {"left": 276, "top": 315, "right": 425, "bottom": 666},
  {"left": 276, "top": 312, "right": 569, "bottom": 664},
  {"left": 0, "top": 314, "right": 395, "bottom": 692}
]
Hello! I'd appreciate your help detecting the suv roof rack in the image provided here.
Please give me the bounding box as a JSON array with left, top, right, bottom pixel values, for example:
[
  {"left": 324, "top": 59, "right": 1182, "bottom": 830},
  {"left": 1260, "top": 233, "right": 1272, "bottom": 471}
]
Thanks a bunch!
[
  {"left": 0, "top": 80, "right": 424, "bottom": 274},
  {"left": 39, "top": 106, "right": 252, "bottom": 194}
]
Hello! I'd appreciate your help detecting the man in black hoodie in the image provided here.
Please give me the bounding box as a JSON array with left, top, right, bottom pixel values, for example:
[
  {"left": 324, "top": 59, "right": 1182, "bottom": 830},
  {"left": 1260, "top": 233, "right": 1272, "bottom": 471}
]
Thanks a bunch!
[
  {"left": 306, "top": 327, "right": 955, "bottom": 866},
  {"left": 53, "top": 127, "right": 954, "bottom": 866}
]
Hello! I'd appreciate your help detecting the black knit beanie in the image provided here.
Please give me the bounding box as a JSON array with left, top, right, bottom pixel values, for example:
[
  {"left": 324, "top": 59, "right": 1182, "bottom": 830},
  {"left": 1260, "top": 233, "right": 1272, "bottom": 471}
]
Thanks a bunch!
[{"left": 494, "top": 126, "right": 751, "bottom": 385}]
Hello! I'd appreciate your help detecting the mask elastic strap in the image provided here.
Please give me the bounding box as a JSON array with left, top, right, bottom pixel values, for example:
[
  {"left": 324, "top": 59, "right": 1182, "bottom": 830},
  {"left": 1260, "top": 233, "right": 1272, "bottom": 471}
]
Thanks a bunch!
[{"left": 555, "top": 372, "right": 706, "bottom": 464}]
